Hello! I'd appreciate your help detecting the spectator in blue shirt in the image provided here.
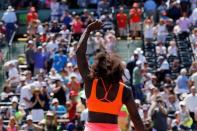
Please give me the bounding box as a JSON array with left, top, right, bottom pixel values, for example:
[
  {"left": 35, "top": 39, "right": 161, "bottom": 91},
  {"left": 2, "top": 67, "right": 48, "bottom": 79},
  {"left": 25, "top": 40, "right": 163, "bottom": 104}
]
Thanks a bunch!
[
  {"left": 61, "top": 11, "right": 72, "bottom": 30},
  {"left": 50, "top": 98, "right": 66, "bottom": 117},
  {"left": 52, "top": 48, "right": 67, "bottom": 73},
  {"left": 34, "top": 46, "right": 47, "bottom": 75}
]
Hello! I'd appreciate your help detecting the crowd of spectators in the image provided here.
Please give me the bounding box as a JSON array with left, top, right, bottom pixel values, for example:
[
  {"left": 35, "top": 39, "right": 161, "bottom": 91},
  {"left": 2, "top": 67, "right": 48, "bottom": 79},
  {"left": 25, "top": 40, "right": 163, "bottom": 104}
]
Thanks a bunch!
[{"left": 0, "top": 0, "right": 197, "bottom": 131}]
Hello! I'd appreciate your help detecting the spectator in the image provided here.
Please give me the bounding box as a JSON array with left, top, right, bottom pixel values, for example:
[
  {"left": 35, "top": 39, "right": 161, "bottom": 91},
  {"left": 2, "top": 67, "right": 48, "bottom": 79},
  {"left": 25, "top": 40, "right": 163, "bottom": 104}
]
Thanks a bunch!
[
  {"left": 21, "top": 115, "right": 42, "bottom": 130},
  {"left": 19, "top": 84, "right": 32, "bottom": 111},
  {"left": 175, "top": 69, "right": 189, "bottom": 95},
  {"left": 177, "top": 101, "right": 193, "bottom": 130},
  {"left": 129, "top": 2, "right": 142, "bottom": 39},
  {"left": 52, "top": 48, "right": 67, "bottom": 72},
  {"left": 94, "top": 32, "right": 105, "bottom": 52},
  {"left": 67, "top": 90, "right": 78, "bottom": 121},
  {"left": 105, "top": 31, "right": 116, "bottom": 53},
  {"left": 156, "top": 42, "right": 167, "bottom": 56},
  {"left": 50, "top": 0, "right": 60, "bottom": 21},
  {"left": 27, "top": 7, "right": 38, "bottom": 25},
  {"left": 167, "top": 40, "right": 178, "bottom": 57},
  {"left": 184, "top": 86, "right": 197, "bottom": 129},
  {"left": 189, "top": 61, "right": 197, "bottom": 75},
  {"left": 34, "top": 46, "right": 47, "bottom": 75},
  {"left": 176, "top": 12, "right": 191, "bottom": 35},
  {"left": 1, "top": 6, "right": 17, "bottom": 42},
  {"left": 50, "top": 98, "right": 66, "bottom": 117},
  {"left": 52, "top": 79, "right": 66, "bottom": 105},
  {"left": 0, "top": 85, "right": 14, "bottom": 102},
  {"left": 167, "top": 1, "right": 181, "bottom": 22},
  {"left": 144, "top": 18, "right": 154, "bottom": 43},
  {"left": 190, "top": 0, "right": 197, "bottom": 10},
  {"left": 116, "top": 6, "right": 127, "bottom": 38},
  {"left": 132, "top": 60, "right": 144, "bottom": 101},
  {"left": 97, "top": 0, "right": 110, "bottom": 16},
  {"left": 190, "top": 8, "right": 197, "bottom": 27},
  {"left": 30, "top": 87, "right": 45, "bottom": 110},
  {"left": 148, "top": 96, "right": 168, "bottom": 131},
  {"left": 71, "top": 16, "right": 83, "bottom": 41},
  {"left": 6, "top": 116, "right": 18, "bottom": 131},
  {"left": 154, "top": 19, "right": 168, "bottom": 43},
  {"left": 25, "top": 40, "right": 35, "bottom": 75},
  {"left": 42, "top": 111, "right": 57, "bottom": 131},
  {"left": 61, "top": 11, "right": 72, "bottom": 29},
  {"left": 191, "top": 28, "right": 197, "bottom": 45}
]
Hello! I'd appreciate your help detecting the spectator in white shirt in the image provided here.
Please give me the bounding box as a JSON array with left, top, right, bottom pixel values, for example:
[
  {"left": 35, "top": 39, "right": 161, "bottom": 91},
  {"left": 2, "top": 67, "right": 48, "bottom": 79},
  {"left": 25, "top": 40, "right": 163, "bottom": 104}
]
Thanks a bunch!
[
  {"left": 144, "top": 18, "right": 154, "bottom": 43},
  {"left": 155, "top": 19, "right": 168, "bottom": 43},
  {"left": 156, "top": 42, "right": 167, "bottom": 56},
  {"left": 1, "top": 6, "right": 17, "bottom": 42},
  {"left": 50, "top": 0, "right": 60, "bottom": 21},
  {"left": 8, "top": 63, "right": 20, "bottom": 89},
  {"left": 168, "top": 40, "right": 178, "bottom": 57},
  {"left": 184, "top": 86, "right": 197, "bottom": 113}
]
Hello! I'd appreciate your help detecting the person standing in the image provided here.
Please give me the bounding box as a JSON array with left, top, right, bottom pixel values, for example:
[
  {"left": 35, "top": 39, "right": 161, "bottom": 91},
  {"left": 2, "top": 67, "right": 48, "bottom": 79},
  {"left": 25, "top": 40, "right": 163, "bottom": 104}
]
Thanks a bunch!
[
  {"left": 116, "top": 6, "right": 127, "bottom": 38},
  {"left": 25, "top": 40, "right": 35, "bottom": 75},
  {"left": 76, "top": 20, "right": 145, "bottom": 131},
  {"left": 1, "top": 6, "right": 17, "bottom": 42}
]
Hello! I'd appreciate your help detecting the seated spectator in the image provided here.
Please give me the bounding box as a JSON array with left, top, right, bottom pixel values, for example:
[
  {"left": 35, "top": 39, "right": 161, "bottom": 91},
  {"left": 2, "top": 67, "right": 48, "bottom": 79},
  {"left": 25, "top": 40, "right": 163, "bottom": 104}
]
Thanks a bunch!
[
  {"left": 191, "top": 28, "right": 197, "bottom": 45},
  {"left": 189, "top": 61, "right": 197, "bottom": 75},
  {"left": 50, "top": 98, "right": 66, "bottom": 117},
  {"left": 177, "top": 101, "right": 193, "bottom": 130},
  {"left": 94, "top": 32, "right": 105, "bottom": 52},
  {"left": 21, "top": 115, "right": 42, "bottom": 130},
  {"left": 0, "top": 85, "right": 14, "bottom": 102},
  {"left": 6, "top": 116, "right": 18, "bottom": 131},
  {"left": 167, "top": 1, "right": 181, "bottom": 22},
  {"left": 52, "top": 79, "right": 66, "bottom": 105},
  {"left": 30, "top": 87, "right": 45, "bottom": 110},
  {"left": 167, "top": 40, "right": 178, "bottom": 57},
  {"left": 8, "top": 62, "right": 20, "bottom": 89},
  {"left": 67, "top": 73, "right": 81, "bottom": 93},
  {"left": 175, "top": 69, "right": 189, "bottom": 95},
  {"left": 190, "top": 8, "right": 197, "bottom": 27},
  {"left": 105, "top": 31, "right": 116, "bottom": 53},
  {"left": 97, "top": 0, "right": 110, "bottom": 16},
  {"left": 67, "top": 91, "right": 78, "bottom": 121},
  {"left": 41, "top": 111, "right": 58, "bottom": 131},
  {"left": 156, "top": 42, "right": 167, "bottom": 56}
]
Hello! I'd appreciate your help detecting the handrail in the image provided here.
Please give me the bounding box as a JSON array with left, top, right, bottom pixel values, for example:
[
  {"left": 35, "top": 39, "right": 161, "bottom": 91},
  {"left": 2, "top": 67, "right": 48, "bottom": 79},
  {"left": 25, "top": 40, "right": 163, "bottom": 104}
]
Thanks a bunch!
[{"left": 8, "top": 31, "right": 16, "bottom": 60}]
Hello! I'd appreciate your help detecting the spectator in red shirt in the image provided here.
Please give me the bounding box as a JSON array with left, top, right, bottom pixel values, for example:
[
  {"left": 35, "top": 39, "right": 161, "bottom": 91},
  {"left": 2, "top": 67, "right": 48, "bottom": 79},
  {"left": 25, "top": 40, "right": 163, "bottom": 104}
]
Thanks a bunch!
[
  {"left": 129, "top": 3, "right": 142, "bottom": 39},
  {"left": 71, "top": 16, "right": 83, "bottom": 41},
  {"left": 67, "top": 90, "right": 78, "bottom": 122},
  {"left": 116, "top": 6, "right": 128, "bottom": 38},
  {"left": 27, "top": 7, "right": 38, "bottom": 25},
  {"left": 67, "top": 73, "right": 81, "bottom": 93}
]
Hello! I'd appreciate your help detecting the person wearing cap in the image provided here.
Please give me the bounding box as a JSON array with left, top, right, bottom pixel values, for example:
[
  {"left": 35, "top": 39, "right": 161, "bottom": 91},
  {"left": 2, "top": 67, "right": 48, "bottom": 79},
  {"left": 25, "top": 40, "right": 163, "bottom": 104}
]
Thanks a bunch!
[
  {"left": 177, "top": 101, "right": 193, "bottom": 130},
  {"left": 42, "top": 111, "right": 57, "bottom": 131},
  {"left": 25, "top": 40, "right": 35, "bottom": 75},
  {"left": 67, "top": 73, "right": 81, "bottom": 93},
  {"left": 132, "top": 60, "right": 144, "bottom": 101},
  {"left": 34, "top": 46, "right": 47, "bottom": 75},
  {"left": 183, "top": 86, "right": 197, "bottom": 129},
  {"left": 76, "top": 21, "right": 145, "bottom": 131},
  {"left": 129, "top": 2, "right": 142, "bottom": 39},
  {"left": 116, "top": 6, "right": 128, "bottom": 38},
  {"left": 50, "top": 98, "right": 66, "bottom": 117},
  {"left": 1, "top": 6, "right": 17, "bottom": 42},
  {"left": 67, "top": 90, "right": 78, "bottom": 121},
  {"left": 21, "top": 115, "right": 42, "bottom": 130},
  {"left": 148, "top": 96, "right": 168, "bottom": 131},
  {"left": 27, "top": 6, "right": 38, "bottom": 24},
  {"left": 52, "top": 48, "right": 67, "bottom": 72}
]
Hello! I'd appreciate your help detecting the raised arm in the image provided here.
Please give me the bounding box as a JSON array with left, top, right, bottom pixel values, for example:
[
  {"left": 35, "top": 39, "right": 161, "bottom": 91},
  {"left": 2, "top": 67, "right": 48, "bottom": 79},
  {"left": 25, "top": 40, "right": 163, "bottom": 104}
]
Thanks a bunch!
[
  {"left": 76, "top": 21, "right": 103, "bottom": 81},
  {"left": 123, "top": 87, "right": 146, "bottom": 131}
]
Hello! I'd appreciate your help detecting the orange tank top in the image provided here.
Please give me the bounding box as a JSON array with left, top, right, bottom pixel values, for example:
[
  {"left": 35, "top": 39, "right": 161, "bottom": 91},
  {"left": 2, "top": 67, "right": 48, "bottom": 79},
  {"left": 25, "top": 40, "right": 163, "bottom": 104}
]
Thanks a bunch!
[{"left": 87, "top": 79, "right": 124, "bottom": 115}]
